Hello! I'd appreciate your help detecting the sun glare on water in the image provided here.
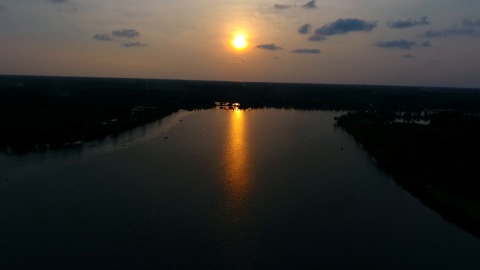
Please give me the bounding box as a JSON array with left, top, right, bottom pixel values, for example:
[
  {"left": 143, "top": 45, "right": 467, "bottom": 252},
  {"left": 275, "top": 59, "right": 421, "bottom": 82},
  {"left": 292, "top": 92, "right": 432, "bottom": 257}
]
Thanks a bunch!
[{"left": 232, "top": 34, "right": 248, "bottom": 50}]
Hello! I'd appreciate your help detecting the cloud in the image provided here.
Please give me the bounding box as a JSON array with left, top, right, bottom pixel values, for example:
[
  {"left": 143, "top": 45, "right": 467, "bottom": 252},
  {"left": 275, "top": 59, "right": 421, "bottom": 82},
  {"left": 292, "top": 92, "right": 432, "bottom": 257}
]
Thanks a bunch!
[
  {"left": 463, "top": 19, "right": 480, "bottom": 27},
  {"left": 402, "top": 54, "right": 415, "bottom": 59},
  {"left": 274, "top": 1, "right": 317, "bottom": 10},
  {"left": 419, "top": 41, "right": 431, "bottom": 47},
  {"left": 93, "top": 34, "right": 113, "bottom": 41},
  {"left": 422, "top": 28, "right": 476, "bottom": 37},
  {"left": 376, "top": 39, "right": 416, "bottom": 49},
  {"left": 256, "top": 44, "right": 283, "bottom": 51},
  {"left": 302, "top": 0, "right": 317, "bottom": 9},
  {"left": 232, "top": 59, "right": 246, "bottom": 65},
  {"left": 314, "top": 18, "right": 377, "bottom": 36},
  {"left": 291, "top": 48, "right": 321, "bottom": 54},
  {"left": 46, "top": 0, "right": 70, "bottom": 3},
  {"left": 93, "top": 28, "right": 147, "bottom": 48},
  {"left": 112, "top": 29, "right": 140, "bottom": 38},
  {"left": 44, "top": 0, "right": 77, "bottom": 12},
  {"left": 387, "top": 17, "right": 430, "bottom": 29},
  {"left": 308, "top": 35, "right": 327, "bottom": 41},
  {"left": 273, "top": 4, "right": 291, "bottom": 9},
  {"left": 122, "top": 42, "right": 148, "bottom": 48},
  {"left": 298, "top": 24, "right": 312, "bottom": 34},
  {"left": 421, "top": 18, "right": 480, "bottom": 37}
]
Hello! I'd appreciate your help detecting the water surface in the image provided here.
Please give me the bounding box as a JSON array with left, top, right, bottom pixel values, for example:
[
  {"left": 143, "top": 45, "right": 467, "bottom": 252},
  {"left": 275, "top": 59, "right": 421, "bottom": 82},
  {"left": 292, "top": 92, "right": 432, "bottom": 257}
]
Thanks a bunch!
[{"left": 1, "top": 109, "right": 479, "bottom": 269}]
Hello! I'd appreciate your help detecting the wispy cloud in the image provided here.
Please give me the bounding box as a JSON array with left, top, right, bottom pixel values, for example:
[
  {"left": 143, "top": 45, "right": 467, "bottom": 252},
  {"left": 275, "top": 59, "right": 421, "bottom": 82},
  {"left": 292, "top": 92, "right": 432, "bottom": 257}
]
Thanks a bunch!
[
  {"left": 419, "top": 41, "right": 432, "bottom": 47},
  {"left": 463, "top": 19, "right": 480, "bottom": 27},
  {"left": 421, "top": 18, "right": 480, "bottom": 37},
  {"left": 298, "top": 24, "right": 312, "bottom": 34},
  {"left": 315, "top": 18, "right": 377, "bottom": 36},
  {"left": 232, "top": 59, "right": 246, "bottom": 65},
  {"left": 44, "top": 0, "right": 77, "bottom": 12},
  {"left": 257, "top": 44, "right": 283, "bottom": 51},
  {"left": 122, "top": 42, "right": 148, "bottom": 48},
  {"left": 274, "top": 1, "right": 317, "bottom": 10},
  {"left": 292, "top": 49, "right": 320, "bottom": 54},
  {"left": 376, "top": 39, "right": 416, "bottom": 49},
  {"left": 308, "top": 35, "right": 327, "bottom": 41},
  {"left": 93, "top": 34, "right": 113, "bottom": 41},
  {"left": 292, "top": 48, "right": 321, "bottom": 54},
  {"left": 302, "top": 0, "right": 317, "bottom": 9},
  {"left": 423, "top": 28, "right": 475, "bottom": 37},
  {"left": 46, "top": 0, "right": 70, "bottom": 3},
  {"left": 376, "top": 39, "right": 432, "bottom": 49},
  {"left": 273, "top": 4, "right": 291, "bottom": 10},
  {"left": 112, "top": 29, "right": 140, "bottom": 39},
  {"left": 94, "top": 28, "right": 147, "bottom": 48},
  {"left": 387, "top": 17, "right": 430, "bottom": 29}
]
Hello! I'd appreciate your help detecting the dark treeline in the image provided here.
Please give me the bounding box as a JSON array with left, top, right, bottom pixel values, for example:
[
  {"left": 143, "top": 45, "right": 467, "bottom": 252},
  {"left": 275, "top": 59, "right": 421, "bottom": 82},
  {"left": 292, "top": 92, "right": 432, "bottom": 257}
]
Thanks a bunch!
[
  {"left": 2, "top": 75, "right": 480, "bottom": 154},
  {"left": 336, "top": 111, "right": 480, "bottom": 238}
]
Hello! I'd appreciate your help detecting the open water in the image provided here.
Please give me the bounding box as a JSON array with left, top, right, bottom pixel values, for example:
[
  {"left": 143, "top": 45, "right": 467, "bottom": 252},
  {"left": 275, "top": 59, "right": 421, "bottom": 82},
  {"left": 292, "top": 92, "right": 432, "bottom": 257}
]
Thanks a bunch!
[{"left": 1, "top": 109, "right": 479, "bottom": 269}]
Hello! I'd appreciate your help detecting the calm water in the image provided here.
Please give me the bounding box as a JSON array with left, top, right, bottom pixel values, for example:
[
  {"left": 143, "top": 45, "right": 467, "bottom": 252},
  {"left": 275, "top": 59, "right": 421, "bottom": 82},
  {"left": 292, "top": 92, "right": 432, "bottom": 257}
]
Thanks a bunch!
[{"left": 1, "top": 109, "right": 479, "bottom": 269}]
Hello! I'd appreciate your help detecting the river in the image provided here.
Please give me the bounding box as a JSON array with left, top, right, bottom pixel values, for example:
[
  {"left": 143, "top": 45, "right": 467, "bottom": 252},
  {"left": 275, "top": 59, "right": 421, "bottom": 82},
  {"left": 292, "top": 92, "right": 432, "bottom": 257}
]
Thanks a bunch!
[{"left": 1, "top": 109, "right": 479, "bottom": 269}]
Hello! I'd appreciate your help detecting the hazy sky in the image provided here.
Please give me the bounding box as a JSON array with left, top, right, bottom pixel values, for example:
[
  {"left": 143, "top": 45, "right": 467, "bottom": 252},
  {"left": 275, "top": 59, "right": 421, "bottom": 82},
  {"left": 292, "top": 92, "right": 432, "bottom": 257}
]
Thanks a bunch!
[{"left": 1, "top": 0, "right": 479, "bottom": 87}]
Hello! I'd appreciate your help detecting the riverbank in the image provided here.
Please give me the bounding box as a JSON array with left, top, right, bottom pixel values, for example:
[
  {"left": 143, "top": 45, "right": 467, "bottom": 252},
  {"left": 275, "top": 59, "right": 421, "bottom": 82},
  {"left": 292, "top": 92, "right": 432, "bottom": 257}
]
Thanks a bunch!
[{"left": 336, "top": 111, "right": 480, "bottom": 238}]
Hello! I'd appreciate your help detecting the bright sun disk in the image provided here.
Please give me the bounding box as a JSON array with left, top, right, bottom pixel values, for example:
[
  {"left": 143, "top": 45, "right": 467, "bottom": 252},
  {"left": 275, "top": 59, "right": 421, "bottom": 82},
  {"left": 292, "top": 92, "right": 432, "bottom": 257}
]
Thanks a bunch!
[{"left": 232, "top": 34, "right": 248, "bottom": 50}]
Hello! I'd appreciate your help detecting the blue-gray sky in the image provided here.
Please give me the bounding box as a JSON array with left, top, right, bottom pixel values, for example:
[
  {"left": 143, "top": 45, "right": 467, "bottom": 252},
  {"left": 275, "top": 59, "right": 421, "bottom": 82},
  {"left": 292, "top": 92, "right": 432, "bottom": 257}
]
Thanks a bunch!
[{"left": 1, "top": 0, "right": 479, "bottom": 87}]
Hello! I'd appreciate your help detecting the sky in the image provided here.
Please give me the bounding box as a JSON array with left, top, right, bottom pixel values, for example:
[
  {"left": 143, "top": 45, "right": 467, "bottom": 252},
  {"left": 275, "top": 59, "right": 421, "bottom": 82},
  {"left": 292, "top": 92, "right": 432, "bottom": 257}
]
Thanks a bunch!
[{"left": 0, "top": 0, "right": 480, "bottom": 88}]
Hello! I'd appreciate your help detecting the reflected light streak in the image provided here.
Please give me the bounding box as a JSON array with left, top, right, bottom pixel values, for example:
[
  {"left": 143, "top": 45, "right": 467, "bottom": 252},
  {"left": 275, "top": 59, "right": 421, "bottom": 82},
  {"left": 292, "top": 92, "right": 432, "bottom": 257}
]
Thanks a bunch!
[
  {"left": 225, "top": 109, "right": 249, "bottom": 205},
  {"left": 220, "top": 107, "right": 252, "bottom": 265}
]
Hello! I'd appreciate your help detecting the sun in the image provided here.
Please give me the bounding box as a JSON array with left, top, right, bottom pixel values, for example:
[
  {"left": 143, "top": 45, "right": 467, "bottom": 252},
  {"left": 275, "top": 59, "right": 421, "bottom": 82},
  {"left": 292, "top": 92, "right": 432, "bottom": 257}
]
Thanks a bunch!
[{"left": 232, "top": 34, "right": 248, "bottom": 50}]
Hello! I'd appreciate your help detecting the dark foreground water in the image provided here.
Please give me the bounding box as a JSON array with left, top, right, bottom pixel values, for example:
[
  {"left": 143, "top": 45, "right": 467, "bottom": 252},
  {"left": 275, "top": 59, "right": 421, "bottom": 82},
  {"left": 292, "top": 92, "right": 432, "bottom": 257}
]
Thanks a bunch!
[{"left": 1, "top": 109, "right": 479, "bottom": 269}]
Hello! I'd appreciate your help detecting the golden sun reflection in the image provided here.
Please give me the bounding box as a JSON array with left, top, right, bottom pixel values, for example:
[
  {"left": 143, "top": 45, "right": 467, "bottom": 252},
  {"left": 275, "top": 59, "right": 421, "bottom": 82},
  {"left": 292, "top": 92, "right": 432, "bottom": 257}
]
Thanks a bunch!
[
  {"left": 225, "top": 109, "right": 249, "bottom": 201},
  {"left": 221, "top": 107, "right": 251, "bottom": 253}
]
